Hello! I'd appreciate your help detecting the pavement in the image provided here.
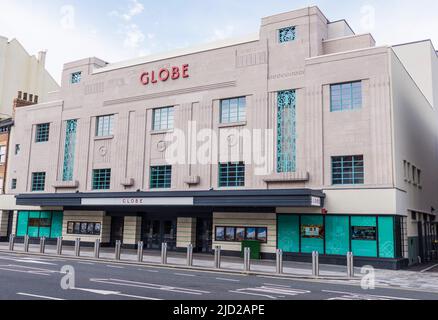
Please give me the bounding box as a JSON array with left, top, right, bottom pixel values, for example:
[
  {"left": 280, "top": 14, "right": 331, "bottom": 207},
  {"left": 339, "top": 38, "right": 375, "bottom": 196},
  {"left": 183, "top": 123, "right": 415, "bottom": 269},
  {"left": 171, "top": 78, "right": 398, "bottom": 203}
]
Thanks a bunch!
[
  {"left": 0, "top": 251, "right": 438, "bottom": 300},
  {"left": 1, "top": 242, "right": 438, "bottom": 296}
]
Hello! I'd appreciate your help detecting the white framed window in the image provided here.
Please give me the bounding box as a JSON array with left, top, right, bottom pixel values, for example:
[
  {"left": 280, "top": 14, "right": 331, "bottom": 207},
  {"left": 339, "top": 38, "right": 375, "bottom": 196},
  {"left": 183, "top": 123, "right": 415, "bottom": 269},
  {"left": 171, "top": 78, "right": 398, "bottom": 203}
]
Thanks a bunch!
[
  {"left": 0, "top": 145, "right": 6, "bottom": 164},
  {"left": 152, "top": 107, "right": 174, "bottom": 131},
  {"left": 96, "top": 115, "right": 114, "bottom": 137}
]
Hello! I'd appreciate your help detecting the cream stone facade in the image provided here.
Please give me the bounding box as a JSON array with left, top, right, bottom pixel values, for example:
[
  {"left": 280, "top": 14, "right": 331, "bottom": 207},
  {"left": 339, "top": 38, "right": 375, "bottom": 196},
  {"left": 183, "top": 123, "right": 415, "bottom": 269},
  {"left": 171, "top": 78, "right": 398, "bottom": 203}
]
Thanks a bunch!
[{"left": 3, "top": 7, "right": 438, "bottom": 269}]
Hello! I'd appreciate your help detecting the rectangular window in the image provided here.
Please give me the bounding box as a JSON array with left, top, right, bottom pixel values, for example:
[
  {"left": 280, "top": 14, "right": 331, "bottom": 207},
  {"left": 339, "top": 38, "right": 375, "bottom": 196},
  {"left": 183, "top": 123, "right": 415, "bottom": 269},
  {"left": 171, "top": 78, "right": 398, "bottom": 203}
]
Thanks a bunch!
[
  {"left": 417, "top": 169, "right": 422, "bottom": 187},
  {"left": 215, "top": 226, "right": 268, "bottom": 243},
  {"left": 31, "top": 172, "right": 46, "bottom": 192},
  {"left": 220, "top": 97, "right": 246, "bottom": 124},
  {"left": 15, "top": 144, "right": 20, "bottom": 155},
  {"left": 153, "top": 107, "right": 174, "bottom": 131},
  {"left": 332, "top": 155, "right": 364, "bottom": 185},
  {"left": 92, "top": 169, "right": 111, "bottom": 190},
  {"left": 150, "top": 166, "right": 172, "bottom": 189},
  {"left": 277, "top": 90, "right": 296, "bottom": 173},
  {"left": 96, "top": 115, "right": 114, "bottom": 137},
  {"left": 219, "top": 162, "right": 245, "bottom": 187},
  {"left": 71, "top": 72, "right": 82, "bottom": 84},
  {"left": 11, "top": 179, "right": 17, "bottom": 190},
  {"left": 16, "top": 211, "right": 63, "bottom": 238},
  {"left": 67, "top": 222, "right": 101, "bottom": 235},
  {"left": 279, "top": 26, "right": 296, "bottom": 43},
  {"left": 35, "top": 123, "right": 50, "bottom": 143},
  {"left": 0, "top": 145, "right": 6, "bottom": 163},
  {"left": 330, "top": 81, "right": 362, "bottom": 112},
  {"left": 412, "top": 166, "right": 417, "bottom": 185}
]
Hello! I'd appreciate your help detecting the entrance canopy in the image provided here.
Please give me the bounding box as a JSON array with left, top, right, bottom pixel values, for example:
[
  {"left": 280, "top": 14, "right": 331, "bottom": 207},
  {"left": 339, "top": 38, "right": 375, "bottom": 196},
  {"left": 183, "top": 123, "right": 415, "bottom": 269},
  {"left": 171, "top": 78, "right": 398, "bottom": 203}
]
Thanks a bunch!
[{"left": 16, "top": 189, "right": 325, "bottom": 209}]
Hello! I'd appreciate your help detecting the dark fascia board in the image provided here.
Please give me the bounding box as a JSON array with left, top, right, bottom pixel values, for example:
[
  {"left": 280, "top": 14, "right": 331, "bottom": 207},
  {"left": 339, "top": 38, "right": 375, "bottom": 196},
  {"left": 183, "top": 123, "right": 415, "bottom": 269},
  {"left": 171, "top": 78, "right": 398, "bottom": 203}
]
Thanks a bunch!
[
  {"left": 16, "top": 189, "right": 326, "bottom": 208},
  {"left": 0, "top": 118, "right": 13, "bottom": 128}
]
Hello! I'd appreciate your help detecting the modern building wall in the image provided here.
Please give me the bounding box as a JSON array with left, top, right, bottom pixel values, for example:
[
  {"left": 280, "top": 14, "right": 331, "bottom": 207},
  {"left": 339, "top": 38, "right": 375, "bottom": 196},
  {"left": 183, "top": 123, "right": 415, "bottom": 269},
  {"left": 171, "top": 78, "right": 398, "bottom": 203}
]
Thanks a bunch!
[{"left": 0, "top": 36, "right": 59, "bottom": 118}]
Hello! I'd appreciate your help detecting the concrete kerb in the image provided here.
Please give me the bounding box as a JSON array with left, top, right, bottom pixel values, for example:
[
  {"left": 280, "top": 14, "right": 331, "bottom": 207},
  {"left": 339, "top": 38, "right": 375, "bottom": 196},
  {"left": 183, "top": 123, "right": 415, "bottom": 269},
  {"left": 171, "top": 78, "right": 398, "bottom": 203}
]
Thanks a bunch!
[{"left": 0, "top": 249, "right": 359, "bottom": 281}]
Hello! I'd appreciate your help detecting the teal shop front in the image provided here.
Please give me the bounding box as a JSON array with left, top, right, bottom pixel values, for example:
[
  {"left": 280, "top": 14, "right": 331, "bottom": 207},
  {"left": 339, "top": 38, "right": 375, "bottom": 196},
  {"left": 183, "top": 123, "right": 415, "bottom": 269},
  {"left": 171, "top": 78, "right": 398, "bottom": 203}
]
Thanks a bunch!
[
  {"left": 278, "top": 214, "right": 404, "bottom": 269},
  {"left": 16, "top": 211, "right": 63, "bottom": 239}
]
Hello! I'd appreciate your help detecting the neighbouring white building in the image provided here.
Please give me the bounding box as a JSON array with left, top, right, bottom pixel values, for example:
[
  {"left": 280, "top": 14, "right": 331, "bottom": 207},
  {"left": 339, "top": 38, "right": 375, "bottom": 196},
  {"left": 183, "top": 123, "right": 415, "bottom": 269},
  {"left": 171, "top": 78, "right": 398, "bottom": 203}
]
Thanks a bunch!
[{"left": 0, "top": 36, "right": 59, "bottom": 118}]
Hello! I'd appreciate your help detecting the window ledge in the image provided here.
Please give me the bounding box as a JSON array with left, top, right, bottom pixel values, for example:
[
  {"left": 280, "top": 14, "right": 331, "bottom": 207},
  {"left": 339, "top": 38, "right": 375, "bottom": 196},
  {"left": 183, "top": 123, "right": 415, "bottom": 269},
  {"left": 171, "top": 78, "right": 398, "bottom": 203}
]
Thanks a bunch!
[
  {"left": 184, "top": 175, "right": 200, "bottom": 185},
  {"left": 150, "top": 129, "right": 174, "bottom": 135},
  {"left": 94, "top": 135, "right": 114, "bottom": 141},
  {"left": 217, "top": 121, "right": 247, "bottom": 129},
  {"left": 263, "top": 171, "right": 309, "bottom": 183},
  {"left": 121, "top": 178, "right": 134, "bottom": 187},
  {"left": 53, "top": 181, "right": 79, "bottom": 189}
]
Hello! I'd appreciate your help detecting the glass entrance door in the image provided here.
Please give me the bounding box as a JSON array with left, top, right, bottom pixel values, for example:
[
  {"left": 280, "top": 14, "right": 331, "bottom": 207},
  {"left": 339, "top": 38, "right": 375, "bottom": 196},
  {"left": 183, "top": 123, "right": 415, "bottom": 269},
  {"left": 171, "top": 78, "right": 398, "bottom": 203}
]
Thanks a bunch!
[
  {"left": 110, "top": 217, "right": 124, "bottom": 245},
  {"left": 143, "top": 219, "right": 176, "bottom": 250},
  {"left": 196, "top": 218, "right": 213, "bottom": 253}
]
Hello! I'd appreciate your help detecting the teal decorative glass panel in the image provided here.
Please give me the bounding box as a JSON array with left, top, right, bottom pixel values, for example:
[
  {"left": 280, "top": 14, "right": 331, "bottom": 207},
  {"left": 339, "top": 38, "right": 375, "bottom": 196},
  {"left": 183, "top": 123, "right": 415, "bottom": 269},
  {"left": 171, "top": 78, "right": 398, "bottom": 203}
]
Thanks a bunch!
[
  {"left": 332, "top": 155, "right": 364, "bottom": 185},
  {"left": 16, "top": 211, "right": 29, "bottom": 237},
  {"left": 378, "top": 216, "right": 395, "bottom": 258},
  {"left": 326, "top": 216, "right": 350, "bottom": 255},
  {"left": 150, "top": 166, "right": 172, "bottom": 189},
  {"left": 51, "top": 212, "right": 64, "bottom": 238},
  {"left": 277, "top": 90, "right": 296, "bottom": 173},
  {"left": 279, "top": 26, "right": 296, "bottom": 43},
  {"left": 219, "top": 162, "right": 245, "bottom": 187},
  {"left": 351, "top": 216, "right": 378, "bottom": 257},
  {"left": 71, "top": 72, "right": 82, "bottom": 84},
  {"left": 300, "top": 215, "right": 324, "bottom": 254},
  {"left": 62, "top": 120, "right": 77, "bottom": 182},
  {"left": 278, "top": 215, "right": 300, "bottom": 253},
  {"left": 330, "top": 81, "right": 362, "bottom": 111}
]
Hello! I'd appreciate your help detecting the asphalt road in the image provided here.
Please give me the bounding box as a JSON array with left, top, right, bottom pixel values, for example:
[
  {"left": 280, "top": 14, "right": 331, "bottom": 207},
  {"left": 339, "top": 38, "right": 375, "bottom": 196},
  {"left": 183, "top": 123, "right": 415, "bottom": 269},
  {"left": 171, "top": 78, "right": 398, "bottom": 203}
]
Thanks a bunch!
[{"left": 0, "top": 252, "right": 437, "bottom": 301}]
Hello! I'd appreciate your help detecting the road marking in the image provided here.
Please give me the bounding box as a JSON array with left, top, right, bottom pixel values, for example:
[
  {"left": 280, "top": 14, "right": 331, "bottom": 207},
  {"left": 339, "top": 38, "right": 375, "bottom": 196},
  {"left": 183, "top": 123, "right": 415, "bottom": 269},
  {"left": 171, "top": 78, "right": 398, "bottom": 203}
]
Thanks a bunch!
[
  {"left": 0, "top": 266, "right": 52, "bottom": 276},
  {"left": 174, "top": 273, "right": 196, "bottom": 277},
  {"left": 78, "top": 262, "right": 95, "bottom": 265},
  {"left": 229, "top": 290, "right": 277, "bottom": 299},
  {"left": 17, "top": 293, "right": 65, "bottom": 301},
  {"left": 263, "top": 283, "right": 292, "bottom": 288},
  {"left": 106, "top": 265, "right": 124, "bottom": 269},
  {"left": 90, "top": 278, "right": 210, "bottom": 295},
  {"left": 138, "top": 269, "right": 159, "bottom": 273},
  {"left": 420, "top": 264, "right": 438, "bottom": 273},
  {"left": 322, "top": 290, "right": 416, "bottom": 301},
  {"left": 113, "top": 293, "right": 162, "bottom": 300},
  {"left": 216, "top": 278, "right": 241, "bottom": 282},
  {"left": 231, "top": 286, "right": 310, "bottom": 300}
]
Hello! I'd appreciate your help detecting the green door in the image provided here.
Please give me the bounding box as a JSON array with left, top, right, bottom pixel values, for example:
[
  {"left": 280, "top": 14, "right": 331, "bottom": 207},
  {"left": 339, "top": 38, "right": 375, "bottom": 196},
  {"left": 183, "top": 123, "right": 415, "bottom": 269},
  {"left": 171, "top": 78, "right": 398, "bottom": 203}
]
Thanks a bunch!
[{"left": 16, "top": 212, "right": 29, "bottom": 237}]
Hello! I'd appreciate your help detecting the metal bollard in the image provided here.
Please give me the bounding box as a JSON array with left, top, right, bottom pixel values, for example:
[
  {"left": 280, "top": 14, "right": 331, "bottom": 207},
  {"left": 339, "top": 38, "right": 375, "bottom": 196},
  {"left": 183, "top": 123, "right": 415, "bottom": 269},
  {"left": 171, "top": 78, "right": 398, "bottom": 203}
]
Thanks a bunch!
[
  {"left": 347, "top": 252, "right": 355, "bottom": 278},
  {"left": 187, "top": 244, "right": 194, "bottom": 267},
  {"left": 39, "top": 237, "right": 46, "bottom": 254},
  {"left": 161, "top": 243, "right": 168, "bottom": 265},
  {"left": 94, "top": 239, "right": 101, "bottom": 259},
  {"left": 276, "top": 249, "right": 283, "bottom": 274},
  {"left": 244, "top": 247, "right": 251, "bottom": 272},
  {"left": 115, "top": 240, "right": 122, "bottom": 260},
  {"left": 312, "top": 251, "right": 320, "bottom": 277},
  {"left": 74, "top": 238, "right": 81, "bottom": 257},
  {"left": 8, "top": 234, "right": 15, "bottom": 251},
  {"left": 137, "top": 241, "right": 144, "bottom": 262},
  {"left": 24, "top": 235, "right": 30, "bottom": 253},
  {"left": 56, "top": 237, "right": 63, "bottom": 255},
  {"left": 214, "top": 246, "right": 221, "bottom": 269}
]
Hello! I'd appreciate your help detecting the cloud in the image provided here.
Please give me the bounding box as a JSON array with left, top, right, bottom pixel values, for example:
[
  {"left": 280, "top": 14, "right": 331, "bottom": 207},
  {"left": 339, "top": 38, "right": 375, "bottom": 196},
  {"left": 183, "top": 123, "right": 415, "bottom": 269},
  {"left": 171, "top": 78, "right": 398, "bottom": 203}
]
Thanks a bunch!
[
  {"left": 109, "top": 0, "right": 144, "bottom": 21},
  {"left": 123, "top": 24, "right": 145, "bottom": 48}
]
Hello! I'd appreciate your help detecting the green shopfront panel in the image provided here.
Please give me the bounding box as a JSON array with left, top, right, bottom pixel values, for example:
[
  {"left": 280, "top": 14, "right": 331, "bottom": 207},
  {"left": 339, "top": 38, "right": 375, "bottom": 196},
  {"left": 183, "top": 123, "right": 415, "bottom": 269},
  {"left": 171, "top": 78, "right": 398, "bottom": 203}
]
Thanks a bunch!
[
  {"left": 301, "top": 215, "right": 324, "bottom": 254},
  {"left": 16, "top": 211, "right": 29, "bottom": 237},
  {"left": 326, "top": 216, "right": 350, "bottom": 255},
  {"left": 278, "top": 215, "right": 300, "bottom": 253},
  {"left": 39, "top": 212, "right": 52, "bottom": 238},
  {"left": 51, "top": 212, "right": 63, "bottom": 238},
  {"left": 351, "top": 216, "right": 377, "bottom": 257},
  {"left": 27, "top": 212, "right": 40, "bottom": 237},
  {"left": 378, "top": 216, "right": 395, "bottom": 258}
]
